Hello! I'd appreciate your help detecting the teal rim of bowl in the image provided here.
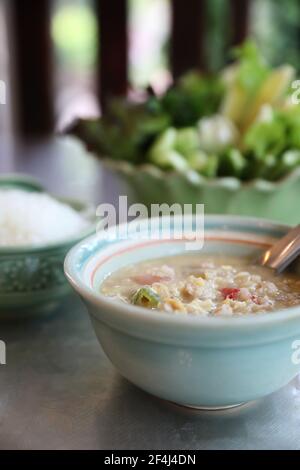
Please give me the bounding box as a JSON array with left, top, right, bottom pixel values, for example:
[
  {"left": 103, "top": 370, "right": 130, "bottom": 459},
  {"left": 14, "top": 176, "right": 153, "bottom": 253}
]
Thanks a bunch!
[
  {"left": 0, "top": 173, "right": 45, "bottom": 192},
  {"left": 64, "top": 214, "right": 300, "bottom": 328}
]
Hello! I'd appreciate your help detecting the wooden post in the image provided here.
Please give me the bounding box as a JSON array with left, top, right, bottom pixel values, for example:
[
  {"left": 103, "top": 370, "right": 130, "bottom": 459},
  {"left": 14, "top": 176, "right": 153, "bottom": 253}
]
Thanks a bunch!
[
  {"left": 230, "top": 0, "right": 251, "bottom": 47},
  {"left": 9, "top": 0, "right": 54, "bottom": 137},
  {"left": 171, "top": 0, "right": 206, "bottom": 79},
  {"left": 95, "top": 0, "right": 128, "bottom": 112}
]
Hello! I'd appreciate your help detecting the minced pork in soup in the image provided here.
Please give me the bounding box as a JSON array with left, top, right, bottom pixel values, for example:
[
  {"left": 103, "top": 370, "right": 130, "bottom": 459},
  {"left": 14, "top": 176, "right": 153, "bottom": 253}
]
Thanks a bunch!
[{"left": 101, "top": 255, "right": 300, "bottom": 316}]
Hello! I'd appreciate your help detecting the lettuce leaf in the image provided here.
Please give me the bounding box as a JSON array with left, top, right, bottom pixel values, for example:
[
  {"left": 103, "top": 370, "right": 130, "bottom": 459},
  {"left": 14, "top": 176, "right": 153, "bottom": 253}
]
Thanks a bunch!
[
  {"left": 232, "top": 40, "right": 270, "bottom": 95},
  {"left": 161, "top": 72, "right": 224, "bottom": 127}
]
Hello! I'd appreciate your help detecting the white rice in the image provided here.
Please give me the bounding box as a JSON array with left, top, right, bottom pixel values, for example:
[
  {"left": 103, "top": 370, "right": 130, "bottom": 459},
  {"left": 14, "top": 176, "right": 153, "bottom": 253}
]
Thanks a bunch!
[{"left": 0, "top": 189, "right": 89, "bottom": 247}]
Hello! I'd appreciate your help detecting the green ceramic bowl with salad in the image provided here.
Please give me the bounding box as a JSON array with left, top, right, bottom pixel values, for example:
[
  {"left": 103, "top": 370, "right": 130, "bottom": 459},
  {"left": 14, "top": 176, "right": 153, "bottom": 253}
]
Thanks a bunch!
[{"left": 69, "top": 41, "right": 300, "bottom": 224}]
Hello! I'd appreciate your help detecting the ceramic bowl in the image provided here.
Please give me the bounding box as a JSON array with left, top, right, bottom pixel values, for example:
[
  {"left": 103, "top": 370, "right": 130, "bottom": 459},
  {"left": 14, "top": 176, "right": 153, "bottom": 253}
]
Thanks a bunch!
[
  {"left": 65, "top": 215, "right": 300, "bottom": 409},
  {"left": 103, "top": 160, "right": 300, "bottom": 225},
  {"left": 0, "top": 175, "right": 95, "bottom": 319},
  {"left": 69, "top": 117, "right": 300, "bottom": 224}
]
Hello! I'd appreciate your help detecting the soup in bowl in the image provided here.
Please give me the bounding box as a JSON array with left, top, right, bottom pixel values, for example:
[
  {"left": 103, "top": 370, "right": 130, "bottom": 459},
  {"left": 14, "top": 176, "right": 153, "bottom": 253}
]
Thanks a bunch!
[
  {"left": 64, "top": 215, "right": 300, "bottom": 409},
  {"left": 101, "top": 254, "right": 300, "bottom": 316}
]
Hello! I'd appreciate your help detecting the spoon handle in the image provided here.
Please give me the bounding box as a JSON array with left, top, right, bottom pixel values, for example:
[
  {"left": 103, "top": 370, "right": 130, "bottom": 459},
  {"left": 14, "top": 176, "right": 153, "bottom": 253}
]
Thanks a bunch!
[{"left": 259, "top": 225, "right": 300, "bottom": 273}]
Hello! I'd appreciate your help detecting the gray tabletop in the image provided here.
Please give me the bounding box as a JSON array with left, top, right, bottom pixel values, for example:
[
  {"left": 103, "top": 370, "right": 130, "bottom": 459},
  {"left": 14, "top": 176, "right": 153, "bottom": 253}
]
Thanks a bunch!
[{"left": 1, "top": 137, "right": 300, "bottom": 450}]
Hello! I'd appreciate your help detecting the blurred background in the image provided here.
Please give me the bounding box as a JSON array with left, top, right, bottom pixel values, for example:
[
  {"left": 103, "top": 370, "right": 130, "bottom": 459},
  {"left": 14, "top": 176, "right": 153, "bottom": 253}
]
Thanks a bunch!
[
  {"left": 1, "top": 0, "right": 300, "bottom": 215},
  {"left": 1, "top": 0, "right": 300, "bottom": 139}
]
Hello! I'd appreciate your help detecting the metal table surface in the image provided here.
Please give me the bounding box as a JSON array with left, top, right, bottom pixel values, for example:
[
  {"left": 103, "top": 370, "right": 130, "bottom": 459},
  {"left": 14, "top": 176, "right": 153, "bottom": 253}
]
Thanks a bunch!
[{"left": 0, "top": 137, "right": 300, "bottom": 450}]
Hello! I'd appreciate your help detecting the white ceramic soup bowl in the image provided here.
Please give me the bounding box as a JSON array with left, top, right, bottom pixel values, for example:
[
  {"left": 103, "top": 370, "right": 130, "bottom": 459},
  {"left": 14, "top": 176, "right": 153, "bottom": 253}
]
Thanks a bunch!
[{"left": 64, "top": 215, "right": 300, "bottom": 409}]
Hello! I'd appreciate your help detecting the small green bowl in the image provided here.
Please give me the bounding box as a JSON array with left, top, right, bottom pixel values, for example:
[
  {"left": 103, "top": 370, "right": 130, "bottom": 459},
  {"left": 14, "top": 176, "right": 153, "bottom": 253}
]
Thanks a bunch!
[{"left": 0, "top": 175, "right": 96, "bottom": 319}]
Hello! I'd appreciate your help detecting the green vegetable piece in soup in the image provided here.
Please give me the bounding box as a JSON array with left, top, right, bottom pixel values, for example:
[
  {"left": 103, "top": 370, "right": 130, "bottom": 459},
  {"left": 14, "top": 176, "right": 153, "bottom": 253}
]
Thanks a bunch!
[{"left": 132, "top": 287, "right": 160, "bottom": 308}]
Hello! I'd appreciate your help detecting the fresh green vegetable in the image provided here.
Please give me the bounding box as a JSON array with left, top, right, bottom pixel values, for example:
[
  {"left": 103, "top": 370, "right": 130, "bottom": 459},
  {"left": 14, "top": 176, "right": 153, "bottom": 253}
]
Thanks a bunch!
[
  {"left": 244, "top": 107, "right": 300, "bottom": 156},
  {"left": 68, "top": 39, "right": 300, "bottom": 182},
  {"left": 72, "top": 99, "right": 170, "bottom": 163},
  {"left": 243, "top": 116, "right": 286, "bottom": 160},
  {"left": 175, "top": 128, "right": 199, "bottom": 155},
  {"left": 219, "top": 149, "right": 247, "bottom": 178},
  {"left": 161, "top": 72, "right": 225, "bottom": 127},
  {"left": 149, "top": 127, "right": 219, "bottom": 177},
  {"left": 222, "top": 40, "right": 294, "bottom": 132},
  {"left": 201, "top": 154, "right": 219, "bottom": 178},
  {"left": 149, "top": 128, "right": 189, "bottom": 171},
  {"left": 232, "top": 40, "right": 270, "bottom": 95},
  {"left": 269, "top": 150, "right": 300, "bottom": 180},
  {"left": 186, "top": 151, "right": 209, "bottom": 172},
  {"left": 132, "top": 287, "right": 160, "bottom": 308},
  {"left": 197, "top": 114, "right": 239, "bottom": 153}
]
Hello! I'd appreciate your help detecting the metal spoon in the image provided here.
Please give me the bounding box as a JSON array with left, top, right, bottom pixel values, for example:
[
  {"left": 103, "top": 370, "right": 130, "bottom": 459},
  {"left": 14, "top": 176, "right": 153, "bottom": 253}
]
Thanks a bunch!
[{"left": 259, "top": 224, "right": 300, "bottom": 273}]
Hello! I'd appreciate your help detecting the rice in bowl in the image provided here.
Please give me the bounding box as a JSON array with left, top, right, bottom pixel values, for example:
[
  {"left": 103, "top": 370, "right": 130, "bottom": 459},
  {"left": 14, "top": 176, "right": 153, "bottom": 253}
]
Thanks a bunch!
[{"left": 0, "top": 189, "right": 89, "bottom": 247}]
